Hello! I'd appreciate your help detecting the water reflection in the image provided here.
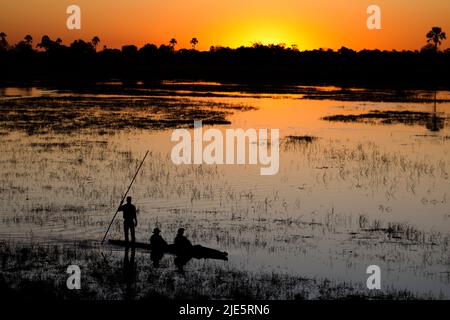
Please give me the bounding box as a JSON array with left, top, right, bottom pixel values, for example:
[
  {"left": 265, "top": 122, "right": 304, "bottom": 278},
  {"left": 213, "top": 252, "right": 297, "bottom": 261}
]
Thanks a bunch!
[
  {"left": 0, "top": 84, "right": 449, "bottom": 297},
  {"left": 123, "top": 246, "right": 137, "bottom": 298},
  {"left": 426, "top": 113, "right": 445, "bottom": 131},
  {"left": 0, "top": 87, "right": 54, "bottom": 98},
  {"left": 426, "top": 94, "right": 445, "bottom": 132}
]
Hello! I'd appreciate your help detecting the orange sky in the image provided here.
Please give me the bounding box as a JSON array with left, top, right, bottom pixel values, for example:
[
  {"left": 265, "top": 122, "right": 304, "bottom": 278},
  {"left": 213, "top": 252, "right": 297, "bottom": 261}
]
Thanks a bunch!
[{"left": 0, "top": 0, "right": 449, "bottom": 51}]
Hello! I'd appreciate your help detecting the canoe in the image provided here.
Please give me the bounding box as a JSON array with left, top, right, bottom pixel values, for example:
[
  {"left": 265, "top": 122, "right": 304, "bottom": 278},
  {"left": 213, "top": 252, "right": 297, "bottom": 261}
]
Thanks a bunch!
[
  {"left": 107, "top": 239, "right": 228, "bottom": 261},
  {"left": 108, "top": 239, "right": 153, "bottom": 250}
]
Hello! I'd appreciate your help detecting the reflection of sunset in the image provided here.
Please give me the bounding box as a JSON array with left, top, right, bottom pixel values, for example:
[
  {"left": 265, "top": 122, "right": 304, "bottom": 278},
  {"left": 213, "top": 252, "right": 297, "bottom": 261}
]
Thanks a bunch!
[{"left": 1, "top": 0, "right": 449, "bottom": 50}]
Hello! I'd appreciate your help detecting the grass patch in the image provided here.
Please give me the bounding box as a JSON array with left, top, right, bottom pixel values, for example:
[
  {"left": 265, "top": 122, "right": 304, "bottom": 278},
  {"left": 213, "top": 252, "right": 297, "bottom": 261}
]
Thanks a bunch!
[
  {"left": 0, "top": 241, "right": 423, "bottom": 300},
  {"left": 323, "top": 110, "right": 447, "bottom": 127},
  {"left": 0, "top": 96, "right": 254, "bottom": 135}
]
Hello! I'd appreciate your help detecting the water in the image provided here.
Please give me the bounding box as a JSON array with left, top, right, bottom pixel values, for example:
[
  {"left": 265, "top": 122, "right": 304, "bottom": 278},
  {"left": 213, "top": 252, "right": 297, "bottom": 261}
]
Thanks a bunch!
[{"left": 0, "top": 83, "right": 449, "bottom": 297}]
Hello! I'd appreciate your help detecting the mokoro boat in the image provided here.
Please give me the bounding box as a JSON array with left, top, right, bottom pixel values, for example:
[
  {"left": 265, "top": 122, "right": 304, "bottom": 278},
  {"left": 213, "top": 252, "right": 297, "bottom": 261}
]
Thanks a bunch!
[
  {"left": 108, "top": 239, "right": 152, "bottom": 250},
  {"left": 107, "top": 239, "right": 228, "bottom": 261}
]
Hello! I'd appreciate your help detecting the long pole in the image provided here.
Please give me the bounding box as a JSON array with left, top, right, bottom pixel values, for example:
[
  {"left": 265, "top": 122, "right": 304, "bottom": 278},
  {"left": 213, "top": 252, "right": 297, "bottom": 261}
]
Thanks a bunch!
[{"left": 101, "top": 150, "right": 149, "bottom": 244}]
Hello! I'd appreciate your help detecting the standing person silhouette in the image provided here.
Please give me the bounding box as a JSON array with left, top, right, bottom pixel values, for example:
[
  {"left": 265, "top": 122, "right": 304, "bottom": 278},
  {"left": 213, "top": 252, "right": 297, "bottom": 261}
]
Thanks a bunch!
[{"left": 118, "top": 196, "right": 137, "bottom": 243}]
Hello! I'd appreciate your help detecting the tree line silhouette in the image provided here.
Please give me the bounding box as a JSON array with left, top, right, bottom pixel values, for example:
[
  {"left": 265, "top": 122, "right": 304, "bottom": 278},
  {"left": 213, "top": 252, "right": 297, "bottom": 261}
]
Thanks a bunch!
[{"left": 0, "top": 28, "right": 448, "bottom": 88}]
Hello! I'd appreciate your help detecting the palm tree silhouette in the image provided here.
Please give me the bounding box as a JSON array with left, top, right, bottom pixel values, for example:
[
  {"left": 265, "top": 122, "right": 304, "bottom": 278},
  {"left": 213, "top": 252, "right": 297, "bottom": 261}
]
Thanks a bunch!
[
  {"left": 426, "top": 27, "right": 446, "bottom": 51},
  {"left": 424, "top": 27, "right": 446, "bottom": 132},
  {"left": 169, "top": 38, "right": 177, "bottom": 50},
  {"left": 190, "top": 37, "right": 198, "bottom": 50},
  {"left": 91, "top": 36, "right": 100, "bottom": 51}
]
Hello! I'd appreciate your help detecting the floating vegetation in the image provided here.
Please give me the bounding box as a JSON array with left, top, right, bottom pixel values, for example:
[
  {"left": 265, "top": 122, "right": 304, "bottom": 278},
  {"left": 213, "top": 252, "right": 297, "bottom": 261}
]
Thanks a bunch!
[
  {"left": 283, "top": 135, "right": 319, "bottom": 151},
  {"left": 304, "top": 89, "right": 450, "bottom": 103},
  {"left": 357, "top": 215, "right": 449, "bottom": 247},
  {"left": 286, "top": 135, "right": 318, "bottom": 143},
  {"left": 0, "top": 96, "right": 254, "bottom": 135},
  {"left": 322, "top": 110, "right": 447, "bottom": 127}
]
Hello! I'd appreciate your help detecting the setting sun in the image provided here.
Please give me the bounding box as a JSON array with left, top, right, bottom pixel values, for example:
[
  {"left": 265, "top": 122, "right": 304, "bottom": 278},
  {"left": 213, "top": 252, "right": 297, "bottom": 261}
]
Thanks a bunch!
[{"left": 222, "top": 17, "right": 307, "bottom": 48}]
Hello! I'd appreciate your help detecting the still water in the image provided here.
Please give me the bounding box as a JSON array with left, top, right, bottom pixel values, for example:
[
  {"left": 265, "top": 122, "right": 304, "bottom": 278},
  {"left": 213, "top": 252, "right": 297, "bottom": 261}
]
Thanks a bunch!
[{"left": 0, "top": 83, "right": 449, "bottom": 297}]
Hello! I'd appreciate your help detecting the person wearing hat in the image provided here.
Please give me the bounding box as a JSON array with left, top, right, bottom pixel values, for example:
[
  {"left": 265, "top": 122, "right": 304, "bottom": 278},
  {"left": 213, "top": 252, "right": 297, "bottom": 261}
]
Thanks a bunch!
[{"left": 150, "top": 227, "right": 168, "bottom": 267}]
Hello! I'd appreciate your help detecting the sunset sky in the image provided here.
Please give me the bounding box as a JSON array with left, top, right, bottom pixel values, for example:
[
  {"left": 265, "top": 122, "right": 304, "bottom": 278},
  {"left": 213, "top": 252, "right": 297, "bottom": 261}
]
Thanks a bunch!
[{"left": 1, "top": 0, "right": 449, "bottom": 51}]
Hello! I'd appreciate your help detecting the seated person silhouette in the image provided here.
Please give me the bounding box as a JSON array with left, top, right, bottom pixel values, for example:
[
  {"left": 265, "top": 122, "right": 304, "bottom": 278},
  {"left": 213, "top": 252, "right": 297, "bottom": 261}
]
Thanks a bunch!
[
  {"left": 173, "top": 228, "right": 193, "bottom": 272},
  {"left": 149, "top": 227, "right": 168, "bottom": 267}
]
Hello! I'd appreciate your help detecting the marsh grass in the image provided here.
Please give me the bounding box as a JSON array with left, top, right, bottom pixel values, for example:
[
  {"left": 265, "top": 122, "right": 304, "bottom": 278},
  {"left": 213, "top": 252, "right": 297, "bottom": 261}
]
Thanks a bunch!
[
  {"left": 322, "top": 110, "right": 448, "bottom": 126},
  {"left": 0, "top": 96, "right": 254, "bottom": 135},
  {"left": 356, "top": 214, "right": 449, "bottom": 247},
  {"left": 1, "top": 86, "right": 449, "bottom": 299},
  {"left": 304, "top": 89, "right": 450, "bottom": 103},
  {"left": 284, "top": 135, "right": 318, "bottom": 146},
  {"left": 0, "top": 240, "right": 424, "bottom": 300}
]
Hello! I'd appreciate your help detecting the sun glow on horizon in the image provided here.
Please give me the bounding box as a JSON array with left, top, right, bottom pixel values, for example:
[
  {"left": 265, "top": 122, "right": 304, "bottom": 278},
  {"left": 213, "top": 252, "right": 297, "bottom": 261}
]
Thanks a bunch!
[
  {"left": 229, "top": 26, "right": 306, "bottom": 49},
  {"left": 0, "top": 0, "right": 449, "bottom": 51},
  {"left": 217, "top": 16, "right": 314, "bottom": 50}
]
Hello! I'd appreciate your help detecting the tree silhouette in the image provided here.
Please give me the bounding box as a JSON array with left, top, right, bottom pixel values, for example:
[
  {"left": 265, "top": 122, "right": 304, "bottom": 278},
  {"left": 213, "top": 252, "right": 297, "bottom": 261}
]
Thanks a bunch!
[
  {"left": 421, "top": 43, "right": 435, "bottom": 52},
  {"left": 424, "top": 27, "right": 447, "bottom": 131},
  {"left": 24, "top": 35, "right": 33, "bottom": 46},
  {"left": 92, "top": 36, "right": 100, "bottom": 51},
  {"left": 1, "top": 32, "right": 450, "bottom": 88},
  {"left": 37, "top": 35, "right": 53, "bottom": 51},
  {"left": 169, "top": 38, "right": 177, "bottom": 50},
  {"left": 12, "top": 35, "right": 34, "bottom": 54},
  {"left": 190, "top": 37, "right": 198, "bottom": 50},
  {"left": 426, "top": 27, "right": 446, "bottom": 51},
  {"left": 70, "top": 39, "right": 95, "bottom": 55},
  {"left": 0, "top": 32, "right": 8, "bottom": 51},
  {"left": 121, "top": 44, "right": 138, "bottom": 57}
]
